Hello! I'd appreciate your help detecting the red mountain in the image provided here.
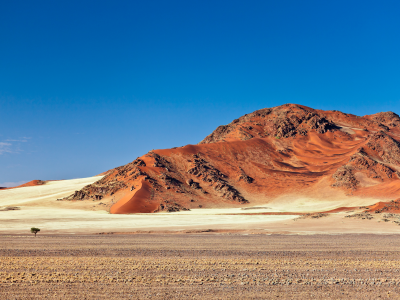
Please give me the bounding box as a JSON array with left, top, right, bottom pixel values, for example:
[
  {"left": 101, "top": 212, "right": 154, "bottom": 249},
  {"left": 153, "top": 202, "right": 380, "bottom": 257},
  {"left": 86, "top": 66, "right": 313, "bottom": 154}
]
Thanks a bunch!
[{"left": 65, "top": 104, "right": 400, "bottom": 213}]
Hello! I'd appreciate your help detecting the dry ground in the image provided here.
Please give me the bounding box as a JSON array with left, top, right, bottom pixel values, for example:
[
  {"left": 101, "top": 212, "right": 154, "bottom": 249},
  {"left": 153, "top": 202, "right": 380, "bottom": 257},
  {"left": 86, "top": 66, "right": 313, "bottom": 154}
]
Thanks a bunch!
[{"left": 1, "top": 234, "right": 400, "bottom": 299}]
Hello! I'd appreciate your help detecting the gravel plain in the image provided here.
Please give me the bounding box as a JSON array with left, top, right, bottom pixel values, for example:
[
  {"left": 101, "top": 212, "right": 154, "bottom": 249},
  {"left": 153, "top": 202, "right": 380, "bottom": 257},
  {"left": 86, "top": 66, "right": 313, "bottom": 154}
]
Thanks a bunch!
[{"left": 1, "top": 234, "right": 400, "bottom": 299}]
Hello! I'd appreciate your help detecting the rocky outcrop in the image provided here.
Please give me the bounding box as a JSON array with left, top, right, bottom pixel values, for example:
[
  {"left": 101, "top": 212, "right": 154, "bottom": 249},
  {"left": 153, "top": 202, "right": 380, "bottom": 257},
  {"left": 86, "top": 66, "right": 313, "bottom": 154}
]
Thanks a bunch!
[
  {"left": 348, "top": 151, "right": 395, "bottom": 179},
  {"left": 365, "top": 199, "right": 400, "bottom": 214},
  {"left": 238, "top": 168, "right": 254, "bottom": 183},
  {"left": 158, "top": 173, "right": 182, "bottom": 188},
  {"left": 63, "top": 157, "right": 148, "bottom": 201},
  {"left": 186, "top": 179, "right": 206, "bottom": 193},
  {"left": 272, "top": 111, "right": 337, "bottom": 138},
  {"left": 365, "top": 131, "right": 400, "bottom": 165},
  {"left": 332, "top": 166, "right": 359, "bottom": 190},
  {"left": 148, "top": 151, "right": 174, "bottom": 170},
  {"left": 332, "top": 131, "right": 400, "bottom": 190},
  {"left": 201, "top": 125, "right": 233, "bottom": 144},
  {"left": 155, "top": 200, "right": 190, "bottom": 213},
  {"left": 64, "top": 179, "right": 128, "bottom": 201},
  {"left": 65, "top": 104, "right": 400, "bottom": 213},
  {"left": 187, "top": 154, "right": 248, "bottom": 203},
  {"left": 200, "top": 104, "right": 339, "bottom": 143},
  {"left": 370, "top": 112, "right": 400, "bottom": 129}
]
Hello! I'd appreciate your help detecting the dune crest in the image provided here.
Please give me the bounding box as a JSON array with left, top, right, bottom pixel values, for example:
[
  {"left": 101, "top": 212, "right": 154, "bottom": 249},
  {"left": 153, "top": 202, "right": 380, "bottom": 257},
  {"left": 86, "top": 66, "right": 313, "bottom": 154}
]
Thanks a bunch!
[{"left": 110, "top": 181, "right": 159, "bottom": 214}]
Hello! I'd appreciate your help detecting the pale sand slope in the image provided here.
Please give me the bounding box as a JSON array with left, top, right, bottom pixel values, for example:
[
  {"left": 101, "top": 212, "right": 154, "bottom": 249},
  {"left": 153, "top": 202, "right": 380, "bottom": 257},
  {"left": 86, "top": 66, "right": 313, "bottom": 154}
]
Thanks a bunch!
[
  {"left": 0, "top": 176, "right": 104, "bottom": 206},
  {"left": 1, "top": 207, "right": 400, "bottom": 234},
  {"left": 265, "top": 194, "right": 379, "bottom": 212},
  {"left": 0, "top": 176, "right": 398, "bottom": 234},
  {"left": 0, "top": 207, "right": 296, "bottom": 233}
]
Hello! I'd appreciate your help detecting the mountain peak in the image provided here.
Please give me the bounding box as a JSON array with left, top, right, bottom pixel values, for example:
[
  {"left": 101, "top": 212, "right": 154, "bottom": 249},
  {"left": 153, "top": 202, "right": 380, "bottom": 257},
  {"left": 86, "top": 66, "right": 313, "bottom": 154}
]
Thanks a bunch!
[{"left": 63, "top": 105, "right": 400, "bottom": 214}]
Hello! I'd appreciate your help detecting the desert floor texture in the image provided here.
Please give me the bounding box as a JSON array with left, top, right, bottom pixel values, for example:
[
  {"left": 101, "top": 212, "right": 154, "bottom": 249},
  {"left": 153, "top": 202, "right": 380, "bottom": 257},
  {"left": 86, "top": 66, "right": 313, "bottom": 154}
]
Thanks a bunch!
[{"left": 2, "top": 234, "right": 400, "bottom": 299}]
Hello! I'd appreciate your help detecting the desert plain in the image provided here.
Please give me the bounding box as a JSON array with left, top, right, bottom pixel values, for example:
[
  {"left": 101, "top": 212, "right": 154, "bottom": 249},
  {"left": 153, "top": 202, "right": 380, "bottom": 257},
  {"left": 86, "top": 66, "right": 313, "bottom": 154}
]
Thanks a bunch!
[
  {"left": 2, "top": 234, "right": 400, "bottom": 299},
  {"left": 1, "top": 176, "right": 400, "bottom": 299}
]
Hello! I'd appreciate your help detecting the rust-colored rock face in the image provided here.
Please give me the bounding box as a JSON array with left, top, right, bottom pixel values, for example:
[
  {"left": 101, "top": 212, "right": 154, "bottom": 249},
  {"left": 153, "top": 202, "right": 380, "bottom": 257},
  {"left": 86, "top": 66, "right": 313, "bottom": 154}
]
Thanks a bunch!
[{"left": 66, "top": 104, "right": 400, "bottom": 213}]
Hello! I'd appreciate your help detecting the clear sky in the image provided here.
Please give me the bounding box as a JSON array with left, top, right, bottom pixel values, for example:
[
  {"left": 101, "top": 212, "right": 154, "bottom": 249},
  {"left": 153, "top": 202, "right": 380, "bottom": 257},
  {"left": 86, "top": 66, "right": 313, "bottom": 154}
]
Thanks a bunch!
[{"left": 1, "top": 0, "right": 399, "bottom": 186}]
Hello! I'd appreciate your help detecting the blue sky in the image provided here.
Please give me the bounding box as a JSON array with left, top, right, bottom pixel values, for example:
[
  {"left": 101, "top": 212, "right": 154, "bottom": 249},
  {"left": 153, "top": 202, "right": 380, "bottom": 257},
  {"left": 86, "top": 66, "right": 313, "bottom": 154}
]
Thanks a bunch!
[{"left": 1, "top": 0, "right": 399, "bottom": 186}]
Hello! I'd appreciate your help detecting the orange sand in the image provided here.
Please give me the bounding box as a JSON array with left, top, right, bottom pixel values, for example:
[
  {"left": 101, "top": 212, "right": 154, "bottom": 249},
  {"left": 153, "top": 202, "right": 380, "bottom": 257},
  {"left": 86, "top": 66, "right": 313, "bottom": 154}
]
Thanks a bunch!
[{"left": 2, "top": 180, "right": 45, "bottom": 190}]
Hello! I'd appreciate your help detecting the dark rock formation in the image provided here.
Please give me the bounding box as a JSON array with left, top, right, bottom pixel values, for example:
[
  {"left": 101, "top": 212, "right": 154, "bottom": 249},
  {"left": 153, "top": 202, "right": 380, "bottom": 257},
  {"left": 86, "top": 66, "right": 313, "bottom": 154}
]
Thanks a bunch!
[
  {"left": 332, "top": 166, "right": 359, "bottom": 190},
  {"left": 187, "top": 154, "right": 247, "bottom": 203}
]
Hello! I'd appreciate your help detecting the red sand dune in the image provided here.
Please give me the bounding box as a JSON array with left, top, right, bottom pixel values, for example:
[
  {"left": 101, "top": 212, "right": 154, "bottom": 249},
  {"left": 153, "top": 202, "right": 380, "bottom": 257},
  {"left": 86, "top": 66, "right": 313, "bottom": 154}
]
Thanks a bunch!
[
  {"left": 2, "top": 180, "right": 46, "bottom": 190},
  {"left": 364, "top": 199, "right": 400, "bottom": 214},
  {"left": 110, "top": 181, "right": 159, "bottom": 214},
  {"left": 64, "top": 104, "right": 400, "bottom": 214}
]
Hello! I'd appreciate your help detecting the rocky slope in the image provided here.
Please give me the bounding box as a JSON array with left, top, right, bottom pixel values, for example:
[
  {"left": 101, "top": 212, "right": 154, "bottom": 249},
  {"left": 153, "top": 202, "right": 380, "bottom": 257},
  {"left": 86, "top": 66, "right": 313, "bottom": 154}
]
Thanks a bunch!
[{"left": 64, "top": 104, "right": 400, "bottom": 213}]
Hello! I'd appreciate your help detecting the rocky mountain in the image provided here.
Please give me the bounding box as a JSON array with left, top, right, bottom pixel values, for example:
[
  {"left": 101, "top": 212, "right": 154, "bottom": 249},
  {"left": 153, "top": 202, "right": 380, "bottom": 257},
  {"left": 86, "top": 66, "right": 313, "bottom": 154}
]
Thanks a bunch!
[{"left": 64, "top": 104, "right": 400, "bottom": 213}]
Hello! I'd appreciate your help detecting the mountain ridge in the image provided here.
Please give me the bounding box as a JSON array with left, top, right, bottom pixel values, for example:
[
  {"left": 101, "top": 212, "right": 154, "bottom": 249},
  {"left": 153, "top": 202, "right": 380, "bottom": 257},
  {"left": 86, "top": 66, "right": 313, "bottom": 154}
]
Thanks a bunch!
[{"left": 63, "top": 104, "right": 400, "bottom": 214}]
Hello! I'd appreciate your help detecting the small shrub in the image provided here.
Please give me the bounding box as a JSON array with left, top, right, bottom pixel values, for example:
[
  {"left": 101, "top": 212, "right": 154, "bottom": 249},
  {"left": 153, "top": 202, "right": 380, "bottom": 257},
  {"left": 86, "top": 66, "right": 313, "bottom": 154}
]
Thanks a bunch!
[{"left": 31, "top": 227, "right": 40, "bottom": 237}]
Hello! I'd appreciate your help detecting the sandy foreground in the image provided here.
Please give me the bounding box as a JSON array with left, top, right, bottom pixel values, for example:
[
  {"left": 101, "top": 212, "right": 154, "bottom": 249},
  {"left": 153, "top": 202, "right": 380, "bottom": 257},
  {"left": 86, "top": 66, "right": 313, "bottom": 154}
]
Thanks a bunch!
[
  {"left": 2, "top": 234, "right": 400, "bottom": 299},
  {"left": 1, "top": 176, "right": 400, "bottom": 234}
]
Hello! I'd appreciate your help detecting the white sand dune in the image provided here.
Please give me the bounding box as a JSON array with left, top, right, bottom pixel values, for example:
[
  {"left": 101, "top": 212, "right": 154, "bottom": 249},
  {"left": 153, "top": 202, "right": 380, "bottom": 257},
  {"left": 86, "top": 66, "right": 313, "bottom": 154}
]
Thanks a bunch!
[
  {"left": 0, "top": 176, "right": 296, "bottom": 233},
  {"left": 265, "top": 196, "right": 379, "bottom": 213},
  {"left": 0, "top": 176, "right": 398, "bottom": 234},
  {"left": 0, "top": 176, "right": 104, "bottom": 206},
  {"left": 0, "top": 207, "right": 296, "bottom": 233}
]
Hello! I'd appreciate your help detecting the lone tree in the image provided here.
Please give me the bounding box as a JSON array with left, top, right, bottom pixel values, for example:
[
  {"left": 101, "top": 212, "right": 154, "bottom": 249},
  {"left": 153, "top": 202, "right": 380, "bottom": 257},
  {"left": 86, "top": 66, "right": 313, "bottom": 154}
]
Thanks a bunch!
[{"left": 31, "top": 227, "right": 40, "bottom": 237}]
